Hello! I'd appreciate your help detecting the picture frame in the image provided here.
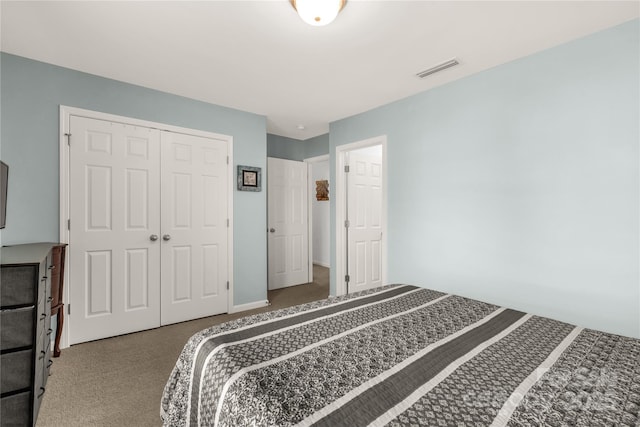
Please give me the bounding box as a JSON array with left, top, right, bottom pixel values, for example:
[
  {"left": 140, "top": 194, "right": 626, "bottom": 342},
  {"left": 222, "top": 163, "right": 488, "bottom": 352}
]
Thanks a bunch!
[
  {"left": 316, "top": 180, "right": 329, "bottom": 201},
  {"left": 237, "top": 165, "right": 262, "bottom": 192}
]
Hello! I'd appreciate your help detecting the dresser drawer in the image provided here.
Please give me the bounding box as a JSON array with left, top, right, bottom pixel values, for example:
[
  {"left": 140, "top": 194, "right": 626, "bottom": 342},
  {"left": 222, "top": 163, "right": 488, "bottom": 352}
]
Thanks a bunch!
[
  {"left": 0, "top": 307, "right": 35, "bottom": 350},
  {"left": 36, "top": 294, "right": 50, "bottom": 341},
  {"left": 44, "top": 342, "right": 53, "bottom": 389},
  {"left": 50, "top": 247, "right": 62, "bottom": 307},
  {"left": 0, "top": 265, "right": 37, "bottom": 306},
  {"left": 0, "top": 391, "right": 31, "bottom": 426},
  {"left": 36, "top": 343, "right": 49, "bottom": 376},
  {"left": 34, "top": 351, "right": 45, "bottom": 401},
  {"left": 38, "top": 258, "right": 48, "bottom": 306},
  {"left": 0, "top": 350, "right": 33, "bottom": 394},
  {"left": 36, "top": 308, "right": 46, "bottom": 347},
  {"left": 34, "top": 348, "right": 47, "bottom": 423}
]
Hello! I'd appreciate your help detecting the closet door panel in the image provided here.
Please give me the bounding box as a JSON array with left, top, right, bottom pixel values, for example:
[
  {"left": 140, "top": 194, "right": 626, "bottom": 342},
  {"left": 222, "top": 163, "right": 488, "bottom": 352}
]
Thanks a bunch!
[
  {"left": 69, "top": 116, "right": 161, "bottom": 345},
  {"left": 160, "top": 131, "right": 229, "bottom": 325}
]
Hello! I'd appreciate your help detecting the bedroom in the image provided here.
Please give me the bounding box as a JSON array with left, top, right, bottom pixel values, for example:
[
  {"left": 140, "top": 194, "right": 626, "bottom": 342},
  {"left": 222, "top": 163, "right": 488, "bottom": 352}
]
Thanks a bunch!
[{"left": 0, "top": 1, "right": 638, "bottom": 426}]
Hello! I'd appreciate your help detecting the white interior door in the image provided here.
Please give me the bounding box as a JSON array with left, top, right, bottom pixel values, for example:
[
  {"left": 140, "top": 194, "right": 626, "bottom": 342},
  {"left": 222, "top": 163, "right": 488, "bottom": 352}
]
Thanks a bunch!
[
  {"left": 160, "top": 132, "right": 229, "bottom": 325},
  {"left": 69, "top": 116, "right": 161, "bottom": 344},
  {"left": 347, "top": 149, "right": 383, "bottom": 293},
  {"left": 268, "top": 157, "right": 309, "bottom": 290}
]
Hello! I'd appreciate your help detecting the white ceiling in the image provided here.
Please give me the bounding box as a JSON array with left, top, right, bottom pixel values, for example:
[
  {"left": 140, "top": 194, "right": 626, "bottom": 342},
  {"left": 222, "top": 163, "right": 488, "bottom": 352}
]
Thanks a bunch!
[{"left": 1, "top": 1, "right": 638, "bottom": 140}]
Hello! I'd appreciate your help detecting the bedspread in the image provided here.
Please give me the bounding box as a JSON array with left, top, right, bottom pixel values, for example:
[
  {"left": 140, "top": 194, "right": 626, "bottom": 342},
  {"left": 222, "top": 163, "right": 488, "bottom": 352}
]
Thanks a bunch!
[{"left": 161, "top": 285, "right": 640, "bottom": 426}]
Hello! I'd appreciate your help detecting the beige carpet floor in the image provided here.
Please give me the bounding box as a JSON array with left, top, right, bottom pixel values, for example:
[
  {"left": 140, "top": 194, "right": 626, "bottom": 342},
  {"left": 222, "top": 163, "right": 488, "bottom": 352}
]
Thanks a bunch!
[{"left": 37, "top": 265, "right": 329, "bottom": 427}]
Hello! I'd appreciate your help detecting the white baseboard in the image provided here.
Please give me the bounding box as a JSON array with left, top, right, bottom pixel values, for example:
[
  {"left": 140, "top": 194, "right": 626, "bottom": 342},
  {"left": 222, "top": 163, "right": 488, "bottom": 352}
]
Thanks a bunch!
[
  {"left": 313, "top": 261, "right": 330, "bottom": 268},
  {"left": 230, "top": 299, "right": 270, "bottom": 314}
]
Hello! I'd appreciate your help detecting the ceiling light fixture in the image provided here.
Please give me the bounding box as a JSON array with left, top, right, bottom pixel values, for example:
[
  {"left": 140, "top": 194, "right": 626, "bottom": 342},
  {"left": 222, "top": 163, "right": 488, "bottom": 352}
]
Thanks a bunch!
[{"left": 291, "top": 0, "right": 346, "bottom": 27}]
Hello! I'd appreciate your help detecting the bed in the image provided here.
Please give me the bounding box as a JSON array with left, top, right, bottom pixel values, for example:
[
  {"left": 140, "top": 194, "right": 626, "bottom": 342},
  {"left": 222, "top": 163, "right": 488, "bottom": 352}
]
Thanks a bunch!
[{"left": 161, "top": 285, "right": 640, "bottom": 426}]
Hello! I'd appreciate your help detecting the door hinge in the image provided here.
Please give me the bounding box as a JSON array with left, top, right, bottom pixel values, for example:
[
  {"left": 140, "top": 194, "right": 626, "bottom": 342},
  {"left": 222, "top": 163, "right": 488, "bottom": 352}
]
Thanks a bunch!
[
  {"left": 344, "top": 220, "right": 350, "bottom": 228},
  {"left": 67, "top": 219, "right": 71, "bottom": 230},
  {"left": 226, "top": 281, "right": 229, "bottom": 290},
  {"left": 67, "top": 304, "right": 71, "bottom": 315},
  {"left": 345, "top": 274, "right": 350, "bottom": 283},
  {"left": 64, "top": 133, "right": 71, "bottom": 145},
  {"left": 227, "top": 218, "right": 230, "bottom": 227},
  {"left": 344, "top": 165, "right": 350, "bottom": 173}
]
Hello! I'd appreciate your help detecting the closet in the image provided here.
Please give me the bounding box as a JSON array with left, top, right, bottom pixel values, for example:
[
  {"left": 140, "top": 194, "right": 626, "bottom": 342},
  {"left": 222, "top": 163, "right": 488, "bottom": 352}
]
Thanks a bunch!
[{"left": 67, "top": 114, "right": 230, "bottom": 344}]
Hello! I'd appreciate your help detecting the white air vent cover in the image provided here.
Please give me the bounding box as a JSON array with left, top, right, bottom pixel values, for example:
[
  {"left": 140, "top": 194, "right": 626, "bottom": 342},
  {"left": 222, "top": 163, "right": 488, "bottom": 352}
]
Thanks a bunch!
[{"left": 416, "top": 58, "right": 459, "bottom": 79}]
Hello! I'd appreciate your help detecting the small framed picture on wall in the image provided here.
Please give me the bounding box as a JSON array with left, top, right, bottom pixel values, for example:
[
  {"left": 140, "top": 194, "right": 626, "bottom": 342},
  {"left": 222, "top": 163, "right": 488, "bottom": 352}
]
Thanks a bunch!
[
  {"left": 316, "top": 180, "right": 329, "bottom": 201},
  {"left": 237, "top": 165, "right": 262, "bottom": 191}
]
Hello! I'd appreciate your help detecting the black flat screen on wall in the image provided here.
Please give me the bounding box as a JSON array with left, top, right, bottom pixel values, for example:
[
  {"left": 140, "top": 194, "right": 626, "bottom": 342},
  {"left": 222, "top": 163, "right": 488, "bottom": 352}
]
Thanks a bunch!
[{"left": 0, "top": 161, "right": 8, "bottom": 229}]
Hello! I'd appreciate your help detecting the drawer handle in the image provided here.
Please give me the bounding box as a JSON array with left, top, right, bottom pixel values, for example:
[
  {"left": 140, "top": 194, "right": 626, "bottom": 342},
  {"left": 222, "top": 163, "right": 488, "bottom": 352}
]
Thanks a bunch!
[
  {"left": 40, "top": 313, "right": 47, "bottom": 320},
  {"left": 49, "top": 265, "right": 55, "bottom": 270},
  {"left": 37, "top": 387, "right": 46, "bottom": 398},
  {"left": 42, "top": 276, "right": 48, "bottom": 280},
  {"left": 47, "top": 296, "right": 53, "bottom": 303},
  {"left": 47, "top": 328, "right": 53, "bottom": 336},
  {"left": 47, "top": 359, "right": 54, "bottom": 369},
  {"left": 39, "top": 350, "right": 46, "bottom": 360}
]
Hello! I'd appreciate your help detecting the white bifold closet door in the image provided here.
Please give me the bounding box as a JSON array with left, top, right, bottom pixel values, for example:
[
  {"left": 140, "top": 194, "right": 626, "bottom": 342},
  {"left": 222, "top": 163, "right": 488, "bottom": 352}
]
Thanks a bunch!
[
  {"left": 160, "top": 131, "right": 228, "bottom": 325},
  {"left": 68, "top": 116, "right": 228, "bottom": 345}
]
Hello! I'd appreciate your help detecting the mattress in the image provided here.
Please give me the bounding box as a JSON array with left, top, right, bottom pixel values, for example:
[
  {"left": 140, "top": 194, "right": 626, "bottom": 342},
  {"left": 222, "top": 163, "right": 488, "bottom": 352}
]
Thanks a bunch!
[{"left": 161, "top": 285, "right": 640, "bottom": 426}]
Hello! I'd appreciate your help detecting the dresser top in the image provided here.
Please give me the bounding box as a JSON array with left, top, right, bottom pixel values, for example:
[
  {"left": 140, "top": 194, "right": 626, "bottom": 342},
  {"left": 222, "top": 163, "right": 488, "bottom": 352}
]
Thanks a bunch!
[{"left": 1, "top": 242, "right": 64, "bottom": 265}]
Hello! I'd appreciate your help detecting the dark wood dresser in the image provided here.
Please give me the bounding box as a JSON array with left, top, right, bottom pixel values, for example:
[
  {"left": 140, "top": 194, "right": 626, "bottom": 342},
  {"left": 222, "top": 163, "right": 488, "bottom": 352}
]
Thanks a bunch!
[{"left": 0, "top": 243, "right": 61, "bottom": 426}]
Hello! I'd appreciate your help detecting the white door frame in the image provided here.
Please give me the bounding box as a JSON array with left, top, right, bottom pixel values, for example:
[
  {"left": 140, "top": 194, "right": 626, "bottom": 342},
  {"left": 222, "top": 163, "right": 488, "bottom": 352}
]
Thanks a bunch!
[
  {"left": 59, "top": 105, "right": 234, "bottom": 349},
  {"left": 335, "top": 136, "right": 388, "bottom": 296},
  {"left": 304, "top": 154, "right": 330, "bottom": 282}
]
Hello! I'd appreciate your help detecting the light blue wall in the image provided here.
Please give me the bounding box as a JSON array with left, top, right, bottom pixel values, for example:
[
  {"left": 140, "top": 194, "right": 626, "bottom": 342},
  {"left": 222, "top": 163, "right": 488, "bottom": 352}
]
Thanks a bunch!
[
  {"left": 304, "top": 133, "right": 330, "bottom": 159},
  {"left": 330, "top": 19, "right": 640, "bottom": 338},
  {"left": 0, "top": 53, "right": 267, "bottom": 306},
  {"left": 267, "top": 134, "right": 306, "bottom": 161},
  {"left": 267, "top": 133, "right": 329, "bottom": 161}
]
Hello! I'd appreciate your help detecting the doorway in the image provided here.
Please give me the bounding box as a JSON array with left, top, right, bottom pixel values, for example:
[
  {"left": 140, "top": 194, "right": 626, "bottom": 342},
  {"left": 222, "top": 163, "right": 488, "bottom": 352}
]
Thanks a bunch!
[
  {"left": 335, "top": 136, "right": 387, "bottom": 296},
  {"left": 306, "top": 154, "right": 330, "bottom": 289}
]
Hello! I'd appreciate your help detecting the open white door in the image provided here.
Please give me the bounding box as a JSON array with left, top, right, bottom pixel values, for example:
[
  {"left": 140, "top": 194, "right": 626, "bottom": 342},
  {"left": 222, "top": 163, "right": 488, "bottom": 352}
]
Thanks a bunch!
[
  {"left": 160, "top": 131, "right": 229, "bottom": 325},
  {"left": 69, "top": 116, "right": 161, "bottom": 344},
  {"left": 268, "top": 157, "right": 309, "bottom": 290},
  {"left": 346, "top": 147, "right": 384, "bottom": 293}
]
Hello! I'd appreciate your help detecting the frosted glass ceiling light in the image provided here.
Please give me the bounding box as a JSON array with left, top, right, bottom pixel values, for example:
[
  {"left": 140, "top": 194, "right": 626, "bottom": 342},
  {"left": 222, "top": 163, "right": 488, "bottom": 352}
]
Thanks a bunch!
[{"left": 291, "top": 0, "right": 346, "bottom": 27}]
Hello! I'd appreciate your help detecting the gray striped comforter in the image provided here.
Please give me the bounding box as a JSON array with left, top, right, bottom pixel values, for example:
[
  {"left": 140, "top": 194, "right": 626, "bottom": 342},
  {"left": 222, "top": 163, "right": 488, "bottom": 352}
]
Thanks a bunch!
[{"left": 160, "top": 285, "right": 640, "bottom": 426}]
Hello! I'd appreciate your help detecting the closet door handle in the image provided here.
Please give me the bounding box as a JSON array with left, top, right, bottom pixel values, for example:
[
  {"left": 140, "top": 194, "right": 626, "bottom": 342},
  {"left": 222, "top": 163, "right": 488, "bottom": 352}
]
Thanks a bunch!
[
  {"left": 149, "top": 234, "right": 159, "bottom": 241},
  {"left": 163, "top": 234, "right": 171, "bottom": 241}
]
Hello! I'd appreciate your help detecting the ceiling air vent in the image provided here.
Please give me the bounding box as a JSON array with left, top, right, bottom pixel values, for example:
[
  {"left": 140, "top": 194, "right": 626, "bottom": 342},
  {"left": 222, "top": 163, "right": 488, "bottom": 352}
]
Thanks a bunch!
[{"left": 416, "top": 58, "right": 459, "bottom": 79}]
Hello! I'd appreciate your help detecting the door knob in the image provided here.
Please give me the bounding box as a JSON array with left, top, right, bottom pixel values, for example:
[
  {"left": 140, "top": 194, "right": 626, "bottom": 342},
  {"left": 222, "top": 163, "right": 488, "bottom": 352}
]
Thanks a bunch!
[
  {"left": 150, "top": 234, "right": 159, "bottom": 241},
  {"left": 163, "top": 234, "right": 171, "bottom": 241},
  {"left": 269, "top": 228, "right": 276, "bottom": 233}
]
